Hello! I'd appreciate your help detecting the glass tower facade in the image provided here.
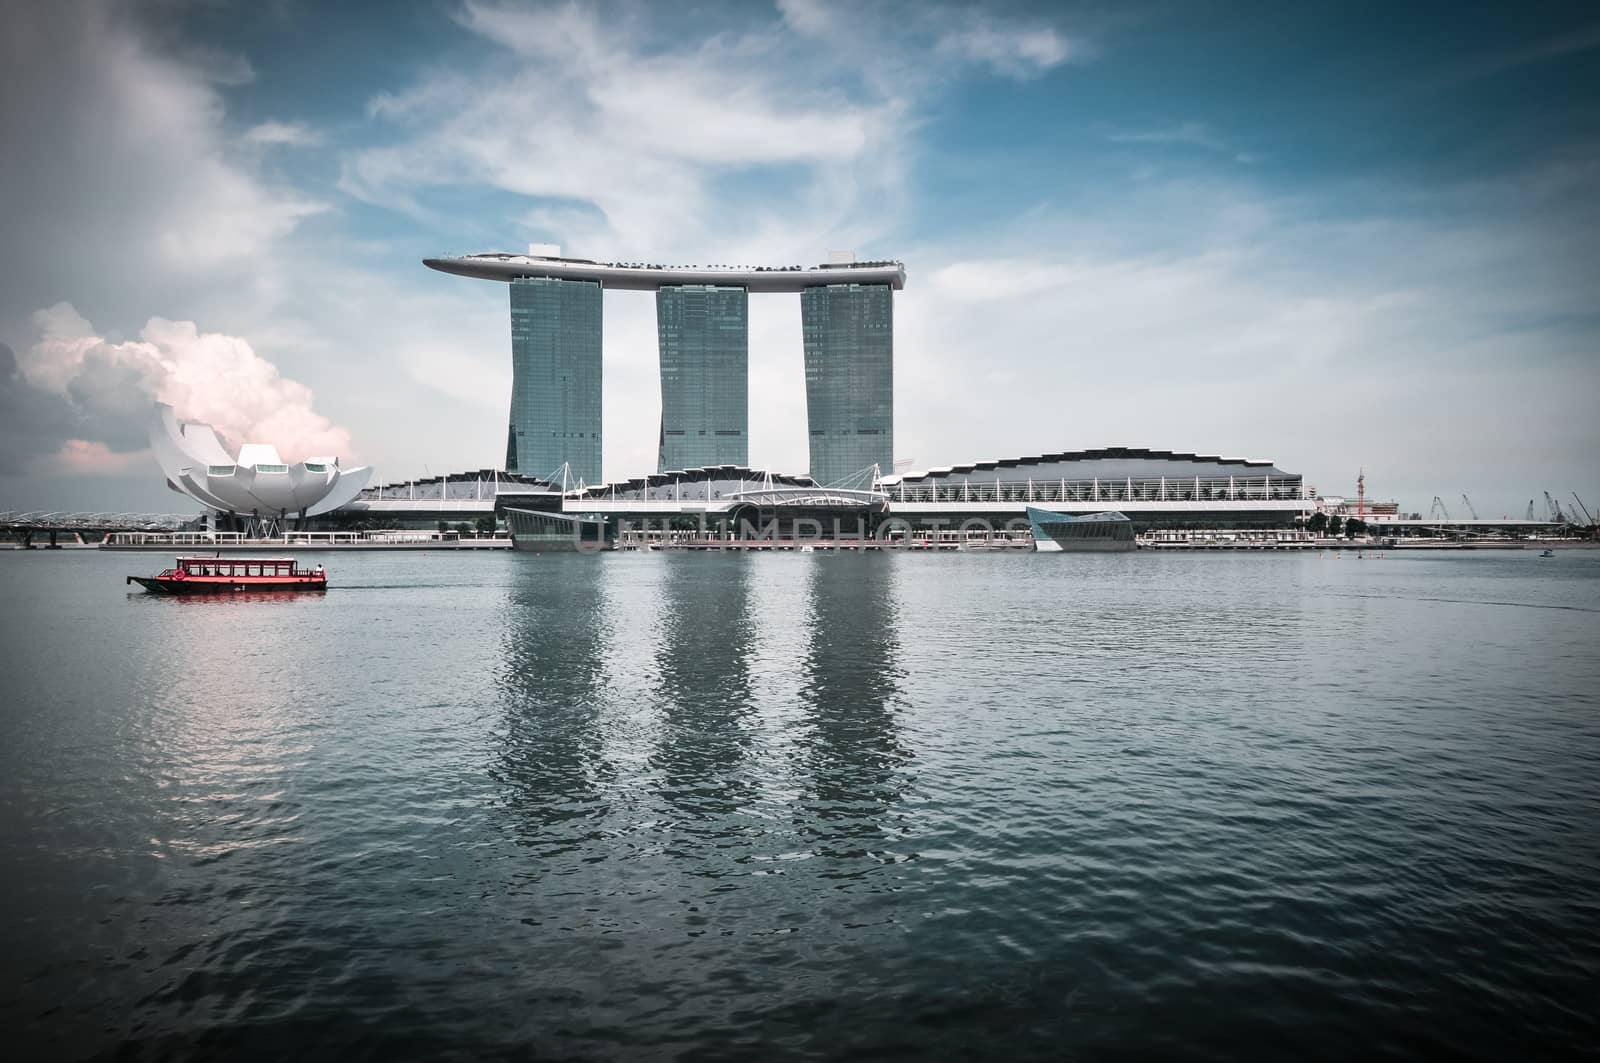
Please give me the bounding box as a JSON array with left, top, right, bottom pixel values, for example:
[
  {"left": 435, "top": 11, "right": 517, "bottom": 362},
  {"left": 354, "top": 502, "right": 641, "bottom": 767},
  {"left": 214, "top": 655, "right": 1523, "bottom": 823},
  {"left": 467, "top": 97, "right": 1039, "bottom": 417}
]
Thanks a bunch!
[
  {"left": 800, "top": 283, "right": 894, "bottom": 485},
  {"left": 656, "top": 285, "right": 749, "bottom": 471},
  {"left": 507, "top": 277, "right": 602, "bottom": 485}
]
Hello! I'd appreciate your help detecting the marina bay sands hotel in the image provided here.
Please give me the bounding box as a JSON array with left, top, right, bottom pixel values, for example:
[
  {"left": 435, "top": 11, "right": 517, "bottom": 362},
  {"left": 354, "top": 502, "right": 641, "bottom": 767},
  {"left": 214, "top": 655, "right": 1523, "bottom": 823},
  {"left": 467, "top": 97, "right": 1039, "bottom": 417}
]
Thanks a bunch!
[{"left": 423, "top": 248, "right": 905, "bottom": 486}]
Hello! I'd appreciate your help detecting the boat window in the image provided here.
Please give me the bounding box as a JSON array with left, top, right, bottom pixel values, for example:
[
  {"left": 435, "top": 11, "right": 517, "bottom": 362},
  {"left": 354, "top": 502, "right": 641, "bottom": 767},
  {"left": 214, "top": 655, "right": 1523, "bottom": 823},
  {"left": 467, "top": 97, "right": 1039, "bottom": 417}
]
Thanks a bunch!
[{"left": 248, "top": 564, "right": 261, "bottom": 577}]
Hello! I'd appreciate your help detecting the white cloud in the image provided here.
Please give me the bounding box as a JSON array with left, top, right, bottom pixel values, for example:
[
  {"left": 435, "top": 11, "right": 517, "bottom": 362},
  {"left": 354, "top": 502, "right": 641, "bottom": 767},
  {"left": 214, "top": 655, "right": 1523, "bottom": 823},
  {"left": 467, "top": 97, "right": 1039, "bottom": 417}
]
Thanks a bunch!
[
  {"left": 937, "top": 20, "right": 1075, "bottom": 78},
  {"left": 53, "top": 439, "right": 146, "bottom": 475},
  {"left": 343, "top": 2, "right": 907, "bottom": 255},
  {"left": 21, "top": 302, "right": 355, "bottom": 463},
  {"left": 0, "top": 0, "right": 327, "bottom": 332},
  {"left": 775, "top": 0, "right": 834, "bottom": 38},
  {"left": 344, "top": 0, "right": 1088, "bottom": 255},
  {"left": 890, "top": 165, "right": 1600, "bottom": 514},
  {"left": 243, "top": 120, "right": 323, "bottom": 147},
  {"left": 456, "top": 0, "right": 617, "bottom": 67},
  {"left": 780, "top": 0, "right": 1084, "bottom": 79}
]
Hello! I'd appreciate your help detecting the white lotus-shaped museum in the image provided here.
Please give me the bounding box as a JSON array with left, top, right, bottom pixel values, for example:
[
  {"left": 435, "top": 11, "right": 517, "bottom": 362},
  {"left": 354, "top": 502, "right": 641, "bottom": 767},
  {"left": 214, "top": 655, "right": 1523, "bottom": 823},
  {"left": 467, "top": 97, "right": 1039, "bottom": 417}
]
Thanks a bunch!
[{"left": 150, "top": 404, "right": 372, "bottom": 517}]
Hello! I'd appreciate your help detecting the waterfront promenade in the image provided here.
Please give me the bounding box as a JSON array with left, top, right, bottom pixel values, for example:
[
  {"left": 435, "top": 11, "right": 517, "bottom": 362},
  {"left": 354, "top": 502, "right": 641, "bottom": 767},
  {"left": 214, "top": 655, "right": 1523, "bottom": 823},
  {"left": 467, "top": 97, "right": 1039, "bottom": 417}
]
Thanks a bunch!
[{"left": 81, "top": 531, "right": 509, "bottom": 551}]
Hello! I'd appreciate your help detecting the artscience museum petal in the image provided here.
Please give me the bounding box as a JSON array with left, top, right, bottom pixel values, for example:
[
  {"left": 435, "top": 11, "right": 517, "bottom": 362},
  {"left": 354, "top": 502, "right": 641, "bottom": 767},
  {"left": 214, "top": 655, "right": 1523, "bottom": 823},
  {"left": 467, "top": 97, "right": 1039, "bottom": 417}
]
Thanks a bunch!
[{"left": 149, "top": 403, "right": 372, "bottom": 519}]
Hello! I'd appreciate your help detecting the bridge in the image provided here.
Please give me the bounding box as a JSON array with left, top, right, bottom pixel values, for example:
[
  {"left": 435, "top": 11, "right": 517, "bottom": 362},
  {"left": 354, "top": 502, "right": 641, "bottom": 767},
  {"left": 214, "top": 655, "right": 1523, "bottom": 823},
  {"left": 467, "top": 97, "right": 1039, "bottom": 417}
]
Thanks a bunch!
[{"left": 0, "top": 511, "right": 200, "bottom": 548}]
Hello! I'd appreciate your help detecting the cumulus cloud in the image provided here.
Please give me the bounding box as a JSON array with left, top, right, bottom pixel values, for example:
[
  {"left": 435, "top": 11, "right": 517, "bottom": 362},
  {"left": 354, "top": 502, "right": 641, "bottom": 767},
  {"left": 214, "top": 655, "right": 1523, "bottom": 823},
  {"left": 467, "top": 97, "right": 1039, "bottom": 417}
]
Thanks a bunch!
[
  {"left": 344, "top": 1, "right": 908, "bottom": 255},
  {"left": 0, "top": 342, "right": 79, "bottom": 476},
  {"left": 53, "top": 439, "right": 146, "bottom": 475},
  {"left": 0, "top": 0, "right": 327, "bottom": 341},
  {"left": 8, "top": 302, "right": 354, "bottom": 474},
  {"left": 343, "top": 0, "right": 1087, "bottom": 257}
]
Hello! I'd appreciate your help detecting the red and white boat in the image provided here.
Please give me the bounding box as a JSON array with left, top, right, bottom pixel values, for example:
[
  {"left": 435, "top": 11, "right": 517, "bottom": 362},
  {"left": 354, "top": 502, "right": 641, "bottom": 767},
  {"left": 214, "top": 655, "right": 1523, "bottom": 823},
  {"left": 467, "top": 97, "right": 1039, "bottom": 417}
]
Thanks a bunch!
[{"left": 126, "top": 556, "right": 328, "bottom": 594}]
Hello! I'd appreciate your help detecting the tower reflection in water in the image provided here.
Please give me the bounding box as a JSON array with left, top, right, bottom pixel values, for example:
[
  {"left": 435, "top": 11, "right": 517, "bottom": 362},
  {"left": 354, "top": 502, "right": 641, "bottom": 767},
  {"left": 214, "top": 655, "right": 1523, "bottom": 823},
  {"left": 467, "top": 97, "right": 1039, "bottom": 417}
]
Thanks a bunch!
[
  {"left": 649, "top": 555, "right": 758, "bottom": 823},
  {"left": 493, "top": 556, "right": 615, "bottom": 857},
  {"left": 797, "top": 555, "right": 913, "bottom": 865}
]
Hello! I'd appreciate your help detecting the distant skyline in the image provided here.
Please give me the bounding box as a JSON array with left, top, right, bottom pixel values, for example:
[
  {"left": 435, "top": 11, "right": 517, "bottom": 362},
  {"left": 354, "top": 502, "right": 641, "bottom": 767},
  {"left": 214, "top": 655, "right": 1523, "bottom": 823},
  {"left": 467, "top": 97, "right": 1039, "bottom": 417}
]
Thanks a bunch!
[{"left": 2, "top": 0, "right": 1597, "bottom": 517}]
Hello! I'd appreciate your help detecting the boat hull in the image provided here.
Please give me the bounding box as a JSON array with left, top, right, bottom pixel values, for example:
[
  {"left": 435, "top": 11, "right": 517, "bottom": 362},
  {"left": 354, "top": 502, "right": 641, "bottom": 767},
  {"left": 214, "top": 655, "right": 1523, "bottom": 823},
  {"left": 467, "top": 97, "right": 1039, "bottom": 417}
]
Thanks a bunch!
[{"left": 127, "top": 575, "right": 327, "bottom": 594}]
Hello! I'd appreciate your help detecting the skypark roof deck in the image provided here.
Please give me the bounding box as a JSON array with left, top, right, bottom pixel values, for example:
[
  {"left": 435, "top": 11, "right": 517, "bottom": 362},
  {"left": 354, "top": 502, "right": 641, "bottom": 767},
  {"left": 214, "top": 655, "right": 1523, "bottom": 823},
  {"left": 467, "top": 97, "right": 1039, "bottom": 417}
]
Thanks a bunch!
[{"left": 423, "top": 253, "right": 907, "bottom": 292}]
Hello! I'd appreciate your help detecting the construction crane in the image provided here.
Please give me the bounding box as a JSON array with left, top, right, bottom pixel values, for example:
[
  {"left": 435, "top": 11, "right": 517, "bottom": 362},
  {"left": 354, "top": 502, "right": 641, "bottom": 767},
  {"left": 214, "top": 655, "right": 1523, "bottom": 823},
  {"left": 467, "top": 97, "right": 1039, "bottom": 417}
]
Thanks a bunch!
[
  {"left": 1526, "top": 500, "right": 1536, "bottom": 521},
  {"left": 1545, "top": 492, "right": 1568, "bottom": 524},
  {"left": 1460, "top": 494, "right": 1479, "bottom": 520},
  {"left": 1430, "top": 496, "right": 1451, "bottom": 522},
  {"left": 1573, "top": 492, "right": 1596, "bottom": 528}
]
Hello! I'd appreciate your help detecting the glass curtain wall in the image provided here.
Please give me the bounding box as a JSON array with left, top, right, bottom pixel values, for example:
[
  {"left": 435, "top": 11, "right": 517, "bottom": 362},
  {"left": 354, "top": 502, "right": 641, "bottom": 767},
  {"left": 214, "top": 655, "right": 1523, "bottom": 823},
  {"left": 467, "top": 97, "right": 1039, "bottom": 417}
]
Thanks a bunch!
[
  {"left": 508, "top": 277, "right": 602, "bottom": 485},
  {"left": 801, "top": 284, "right": 894, "bottom": 485},
  {"left": 656, "top": 285, "right": 749, "bottom": 471}
]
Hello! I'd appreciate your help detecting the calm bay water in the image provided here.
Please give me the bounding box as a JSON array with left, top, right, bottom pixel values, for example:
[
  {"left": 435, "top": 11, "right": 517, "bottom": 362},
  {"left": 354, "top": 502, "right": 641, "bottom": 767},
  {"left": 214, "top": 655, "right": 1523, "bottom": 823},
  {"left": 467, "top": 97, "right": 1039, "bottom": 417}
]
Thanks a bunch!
[{"left": 1, "top": 548, "right": 1597, "bottom": 1060}]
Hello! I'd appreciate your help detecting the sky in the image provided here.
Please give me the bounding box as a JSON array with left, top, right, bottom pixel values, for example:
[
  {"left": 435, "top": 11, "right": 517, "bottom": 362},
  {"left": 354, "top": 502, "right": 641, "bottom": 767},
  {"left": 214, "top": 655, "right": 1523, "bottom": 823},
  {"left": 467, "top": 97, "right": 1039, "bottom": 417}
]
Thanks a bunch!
[{"left": 1, "top": 0, "right": 1596, "bottom": 519}]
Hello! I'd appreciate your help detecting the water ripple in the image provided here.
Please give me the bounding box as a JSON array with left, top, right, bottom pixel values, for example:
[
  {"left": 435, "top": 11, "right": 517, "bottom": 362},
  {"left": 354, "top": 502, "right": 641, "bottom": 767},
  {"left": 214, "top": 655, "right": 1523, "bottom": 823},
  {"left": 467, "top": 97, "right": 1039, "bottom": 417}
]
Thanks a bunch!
[{"left": 0, "top": 549, "right": 1597, "bottom": 1059}]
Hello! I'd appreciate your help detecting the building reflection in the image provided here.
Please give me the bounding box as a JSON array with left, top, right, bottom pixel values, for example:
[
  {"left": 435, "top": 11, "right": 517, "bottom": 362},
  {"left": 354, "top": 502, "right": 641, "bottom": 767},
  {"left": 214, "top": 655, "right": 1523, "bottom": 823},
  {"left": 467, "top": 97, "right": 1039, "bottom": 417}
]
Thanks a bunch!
[
  {"left": 796, "top": 555, "right": 912, "bottom": 862},
  {"left": 493, "top": 556, "right": 615, "bottom": 853},
  {"left": 649, "top": 555, "right": 758, "bottom": 821}
]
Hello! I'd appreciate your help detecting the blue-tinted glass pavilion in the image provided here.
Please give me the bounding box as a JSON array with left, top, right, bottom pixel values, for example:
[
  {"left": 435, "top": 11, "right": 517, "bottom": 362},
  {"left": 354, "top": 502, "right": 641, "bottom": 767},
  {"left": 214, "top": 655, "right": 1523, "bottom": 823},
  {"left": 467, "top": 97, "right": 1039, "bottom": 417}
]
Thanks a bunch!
[{"left": 656, "top": 285, "right": 748, "bottom": 471}]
